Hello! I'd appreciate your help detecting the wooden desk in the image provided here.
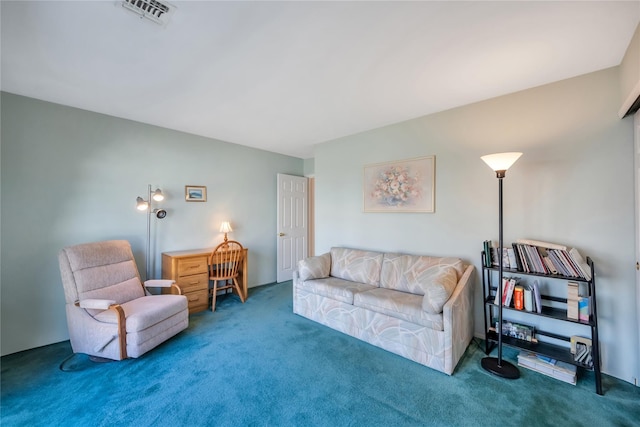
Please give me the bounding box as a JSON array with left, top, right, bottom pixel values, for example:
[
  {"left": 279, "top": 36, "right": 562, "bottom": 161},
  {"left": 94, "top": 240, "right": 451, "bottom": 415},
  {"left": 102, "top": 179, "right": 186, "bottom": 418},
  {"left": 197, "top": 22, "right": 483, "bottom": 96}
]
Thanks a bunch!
[{"left": 162, "top": 248, "right": 248, "bottom": 314}]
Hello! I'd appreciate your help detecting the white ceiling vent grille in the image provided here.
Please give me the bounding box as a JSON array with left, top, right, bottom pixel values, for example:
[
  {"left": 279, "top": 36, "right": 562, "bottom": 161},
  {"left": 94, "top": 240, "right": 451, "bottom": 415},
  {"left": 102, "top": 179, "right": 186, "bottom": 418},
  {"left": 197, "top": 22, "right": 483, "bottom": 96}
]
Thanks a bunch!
[{"left": 121, "top": 0, "right": 174, "bottom": 25}]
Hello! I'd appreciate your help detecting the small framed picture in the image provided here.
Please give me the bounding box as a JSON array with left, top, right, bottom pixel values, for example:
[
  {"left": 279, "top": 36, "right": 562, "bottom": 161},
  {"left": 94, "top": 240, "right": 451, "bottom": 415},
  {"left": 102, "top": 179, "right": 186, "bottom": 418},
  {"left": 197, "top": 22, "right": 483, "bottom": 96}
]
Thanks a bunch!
[{"left": 185, "top": 185, "right": 207, "bottom": 202}]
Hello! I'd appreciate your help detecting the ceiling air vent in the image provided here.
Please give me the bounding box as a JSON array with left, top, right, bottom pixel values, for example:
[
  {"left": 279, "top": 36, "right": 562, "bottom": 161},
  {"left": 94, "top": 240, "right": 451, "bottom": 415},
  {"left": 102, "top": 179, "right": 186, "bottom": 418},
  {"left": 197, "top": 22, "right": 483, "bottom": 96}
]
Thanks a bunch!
[{"left": 121, "top": 0, "right": 174, "bottom": 25}]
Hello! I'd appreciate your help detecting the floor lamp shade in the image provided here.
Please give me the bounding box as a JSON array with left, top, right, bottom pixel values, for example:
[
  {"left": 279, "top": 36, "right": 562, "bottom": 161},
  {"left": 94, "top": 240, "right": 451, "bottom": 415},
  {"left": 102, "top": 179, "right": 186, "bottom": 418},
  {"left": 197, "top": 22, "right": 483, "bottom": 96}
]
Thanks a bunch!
[
  {"left": 481, "top": 152, "right": 522, "bottom": 177},
  {"left": 480, "top": 152, "right": 522, "bottom": 380}
]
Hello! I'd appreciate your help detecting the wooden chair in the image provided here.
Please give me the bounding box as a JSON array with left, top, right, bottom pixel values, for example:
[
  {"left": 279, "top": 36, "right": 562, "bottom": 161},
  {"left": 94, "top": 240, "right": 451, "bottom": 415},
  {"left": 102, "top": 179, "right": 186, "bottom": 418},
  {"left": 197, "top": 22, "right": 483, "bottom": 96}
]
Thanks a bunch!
[{"left": 208, "top": 240, "right": 245, "bottom": 312}]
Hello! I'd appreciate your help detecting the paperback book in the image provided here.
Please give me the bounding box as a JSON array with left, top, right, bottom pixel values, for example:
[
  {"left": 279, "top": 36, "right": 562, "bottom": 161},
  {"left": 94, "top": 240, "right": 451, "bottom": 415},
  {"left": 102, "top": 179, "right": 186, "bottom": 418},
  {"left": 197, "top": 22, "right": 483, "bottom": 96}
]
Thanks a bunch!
[
  {"left": 510, "top": 239, "right": 592, "bottom": 280},
  {"left": 493, "top": 277, "right": 520, "bottom": 307}
]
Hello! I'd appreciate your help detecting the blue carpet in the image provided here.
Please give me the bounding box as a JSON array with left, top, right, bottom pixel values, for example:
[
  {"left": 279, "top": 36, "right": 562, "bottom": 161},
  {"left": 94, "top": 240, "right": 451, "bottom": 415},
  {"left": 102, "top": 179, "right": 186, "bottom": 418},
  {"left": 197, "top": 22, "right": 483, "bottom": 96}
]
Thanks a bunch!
[{"left": 2, "top": 281, "right": 639, "bottom": 426}]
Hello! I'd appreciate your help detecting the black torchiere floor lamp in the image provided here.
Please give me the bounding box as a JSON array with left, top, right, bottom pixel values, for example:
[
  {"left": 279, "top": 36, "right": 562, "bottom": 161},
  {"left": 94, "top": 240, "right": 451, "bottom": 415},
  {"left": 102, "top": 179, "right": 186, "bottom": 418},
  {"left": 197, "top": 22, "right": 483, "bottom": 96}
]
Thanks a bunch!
[{"left": 480, "top": 152, "right": 523, "bottom": 379}]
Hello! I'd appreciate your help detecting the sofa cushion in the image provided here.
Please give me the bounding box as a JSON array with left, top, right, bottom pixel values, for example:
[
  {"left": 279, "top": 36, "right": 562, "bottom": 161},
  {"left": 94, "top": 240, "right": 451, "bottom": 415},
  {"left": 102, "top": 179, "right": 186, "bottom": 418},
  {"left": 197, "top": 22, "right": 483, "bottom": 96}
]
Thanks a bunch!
[
  {"left": 298, "top": 277, "right": 377, "bottom": 305},
  {"left": 380, "top": 253, "right": 465, "bottom": 295},
  {"left": 330, "top": 247, "right": 384, "bottom": 286},
  {"left": 421, "top": 266, "right": 458, "bottom": 314},
  {"left": 353, "top": 288, "right": 444, "bottom": 331},
  {"left": 298, "top": 253, "right": 331, "bottom": 281}
]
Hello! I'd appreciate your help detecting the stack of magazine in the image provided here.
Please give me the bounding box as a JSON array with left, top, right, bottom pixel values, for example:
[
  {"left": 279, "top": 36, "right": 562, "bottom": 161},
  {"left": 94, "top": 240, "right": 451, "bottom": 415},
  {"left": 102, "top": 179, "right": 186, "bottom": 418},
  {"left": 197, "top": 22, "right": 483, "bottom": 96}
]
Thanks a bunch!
[
  {"left": 517, "top": 351, "right": 577, "bottom": 385},
  {"left": 483, "top": 239, "right": 591, "bottom": 280}
]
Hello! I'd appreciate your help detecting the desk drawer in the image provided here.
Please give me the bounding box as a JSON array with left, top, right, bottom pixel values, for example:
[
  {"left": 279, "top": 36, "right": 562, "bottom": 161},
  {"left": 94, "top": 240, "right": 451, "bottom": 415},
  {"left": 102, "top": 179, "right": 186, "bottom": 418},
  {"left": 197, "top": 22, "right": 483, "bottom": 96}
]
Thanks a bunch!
[
  {"left": 176, "top": 273, "right": 208, "bottom": 293},
  {"left": 186, "top": 289, "right": 209, "bottom": 313},
  {"left": 177, "top": 256, "right": 208, "bottom": 277}
]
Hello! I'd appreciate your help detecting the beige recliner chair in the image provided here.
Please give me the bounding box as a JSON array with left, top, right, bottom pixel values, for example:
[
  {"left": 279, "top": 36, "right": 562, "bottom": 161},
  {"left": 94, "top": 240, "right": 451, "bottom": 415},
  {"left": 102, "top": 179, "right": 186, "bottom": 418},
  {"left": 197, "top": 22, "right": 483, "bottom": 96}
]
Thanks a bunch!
[{"left": 58, "top": 240, "right": 188, "bottom": 360}]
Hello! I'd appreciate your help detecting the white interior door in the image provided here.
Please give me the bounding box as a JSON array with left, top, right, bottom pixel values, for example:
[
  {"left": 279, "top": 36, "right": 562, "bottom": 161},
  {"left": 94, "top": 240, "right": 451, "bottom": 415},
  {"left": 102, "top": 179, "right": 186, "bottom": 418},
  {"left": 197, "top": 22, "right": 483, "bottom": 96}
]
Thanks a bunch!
[
  {"left": 277, "top": 174, "right": 308, "bottom": 282},
  {"left": 635, "top": 110, "right": 640, "bottom": 387}
]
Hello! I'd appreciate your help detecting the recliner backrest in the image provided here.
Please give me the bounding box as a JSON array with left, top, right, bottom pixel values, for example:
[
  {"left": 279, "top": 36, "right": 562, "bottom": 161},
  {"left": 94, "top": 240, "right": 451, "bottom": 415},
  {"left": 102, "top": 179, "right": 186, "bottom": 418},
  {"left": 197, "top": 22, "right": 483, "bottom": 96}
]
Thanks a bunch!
[{"left": 59, "top": 240, "right": 145, "bottom": 305}]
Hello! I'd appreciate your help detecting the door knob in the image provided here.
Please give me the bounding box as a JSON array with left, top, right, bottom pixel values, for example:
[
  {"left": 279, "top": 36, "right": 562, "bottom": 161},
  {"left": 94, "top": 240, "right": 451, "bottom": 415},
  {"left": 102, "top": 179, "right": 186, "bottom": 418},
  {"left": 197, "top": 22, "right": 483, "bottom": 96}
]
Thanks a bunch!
[{"left": 278, "top": 232, "right": 285, "bottom": 237}]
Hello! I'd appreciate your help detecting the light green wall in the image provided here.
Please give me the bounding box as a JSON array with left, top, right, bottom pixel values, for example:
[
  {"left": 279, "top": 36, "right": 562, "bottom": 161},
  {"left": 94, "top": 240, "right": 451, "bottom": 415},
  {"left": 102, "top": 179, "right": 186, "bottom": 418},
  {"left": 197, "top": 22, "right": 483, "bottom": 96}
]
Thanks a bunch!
[
  {"left": 314, "top": 67, "right": 637, "bottom": 383},
  {"left": 619, "top": 23, "right": 640, "bottom": 114},
  {"left": 0, "top": 92, "right": 303, "bottom": 356},
  {"left": 303, "top": 158, "right": 315, "bottom": 176}
]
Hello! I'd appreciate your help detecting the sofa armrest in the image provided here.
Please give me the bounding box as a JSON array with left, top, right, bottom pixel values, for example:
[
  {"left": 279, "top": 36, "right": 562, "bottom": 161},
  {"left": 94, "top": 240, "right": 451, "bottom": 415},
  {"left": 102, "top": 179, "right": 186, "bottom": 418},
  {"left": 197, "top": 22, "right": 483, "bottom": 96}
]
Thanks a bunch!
[{"left": 442, "top": 264, "right": 475, "bottom": 375}]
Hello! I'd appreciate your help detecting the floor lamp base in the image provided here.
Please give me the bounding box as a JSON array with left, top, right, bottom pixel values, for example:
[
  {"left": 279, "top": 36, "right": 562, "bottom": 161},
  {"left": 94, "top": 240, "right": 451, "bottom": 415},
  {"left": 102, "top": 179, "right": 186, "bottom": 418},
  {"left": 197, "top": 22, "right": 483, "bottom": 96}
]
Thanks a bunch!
[{"left": 481, "top": 356, "right": 520, "bottom": 379}]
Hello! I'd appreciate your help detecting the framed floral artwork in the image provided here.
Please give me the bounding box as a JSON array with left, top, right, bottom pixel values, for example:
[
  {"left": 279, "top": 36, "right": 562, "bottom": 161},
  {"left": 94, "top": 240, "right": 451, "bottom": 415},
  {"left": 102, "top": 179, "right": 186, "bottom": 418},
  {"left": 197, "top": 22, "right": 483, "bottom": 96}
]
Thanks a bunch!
[
  {"left": 363, "top": 156, "right": 435, "bottom": 213},
  {"left": 185, "top": 185, "right": 207, "bottom": 202}
]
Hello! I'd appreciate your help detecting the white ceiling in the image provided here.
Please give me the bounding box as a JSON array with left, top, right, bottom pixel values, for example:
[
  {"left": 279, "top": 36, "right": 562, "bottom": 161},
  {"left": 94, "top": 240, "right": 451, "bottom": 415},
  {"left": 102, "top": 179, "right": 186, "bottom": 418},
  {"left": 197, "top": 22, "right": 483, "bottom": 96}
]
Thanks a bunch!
[{"left": 2, "top": 1, "right": 639, "bottom": 159}]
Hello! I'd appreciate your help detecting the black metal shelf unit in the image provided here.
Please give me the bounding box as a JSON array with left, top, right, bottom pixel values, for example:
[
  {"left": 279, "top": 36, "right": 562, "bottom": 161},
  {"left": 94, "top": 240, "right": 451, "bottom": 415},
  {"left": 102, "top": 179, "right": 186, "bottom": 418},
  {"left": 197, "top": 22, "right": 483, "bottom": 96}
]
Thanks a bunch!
[{"left": 481, "top": 251, "right": 602, "bottom": 395}]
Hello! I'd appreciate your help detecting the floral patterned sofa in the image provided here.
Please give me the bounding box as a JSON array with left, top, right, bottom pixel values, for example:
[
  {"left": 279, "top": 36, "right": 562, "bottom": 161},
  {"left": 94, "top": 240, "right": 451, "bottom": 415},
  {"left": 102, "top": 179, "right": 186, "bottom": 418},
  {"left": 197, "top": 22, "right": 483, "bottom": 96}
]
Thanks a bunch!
[{"left": 293, "top": 247, "right": 474, "bottom": 375}]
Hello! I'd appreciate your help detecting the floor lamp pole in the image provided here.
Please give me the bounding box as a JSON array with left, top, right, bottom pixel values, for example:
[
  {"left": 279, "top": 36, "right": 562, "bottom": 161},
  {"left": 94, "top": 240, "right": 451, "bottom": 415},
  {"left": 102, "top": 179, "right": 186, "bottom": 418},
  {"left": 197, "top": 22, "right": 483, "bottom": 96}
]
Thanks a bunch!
[
  {"left": 497, "top": 175, "right": 505, "bottom": 364},
  {"left": 481, "top": 170, "right": 520, "bottom": 379}
]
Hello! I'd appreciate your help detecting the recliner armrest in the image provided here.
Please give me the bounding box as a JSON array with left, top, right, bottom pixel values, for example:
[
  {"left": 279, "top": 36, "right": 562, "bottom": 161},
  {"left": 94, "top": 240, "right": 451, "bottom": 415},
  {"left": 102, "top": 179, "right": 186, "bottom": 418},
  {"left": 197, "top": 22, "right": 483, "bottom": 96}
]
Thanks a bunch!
[
  {"left": 76, "top": 299, "right": 116, "bottom": 310},
  {"left": 144, "top": 279, "right": 175, "bottom": 288}
]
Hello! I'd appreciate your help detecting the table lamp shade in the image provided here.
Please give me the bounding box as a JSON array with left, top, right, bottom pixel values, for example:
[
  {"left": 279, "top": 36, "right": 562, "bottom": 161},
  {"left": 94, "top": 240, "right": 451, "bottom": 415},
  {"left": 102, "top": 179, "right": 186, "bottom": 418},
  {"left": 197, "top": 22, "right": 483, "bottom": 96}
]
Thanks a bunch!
[{"left": 220, "top": 222, "right": 233, "bottom": 233}]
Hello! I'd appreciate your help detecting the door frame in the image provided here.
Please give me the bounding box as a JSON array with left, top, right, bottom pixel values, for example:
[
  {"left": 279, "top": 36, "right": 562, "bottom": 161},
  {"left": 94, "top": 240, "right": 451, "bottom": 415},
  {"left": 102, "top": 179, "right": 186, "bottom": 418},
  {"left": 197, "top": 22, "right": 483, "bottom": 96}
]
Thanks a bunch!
[{"left": 635, "top": 111, "right": 640, "bottom": 387}]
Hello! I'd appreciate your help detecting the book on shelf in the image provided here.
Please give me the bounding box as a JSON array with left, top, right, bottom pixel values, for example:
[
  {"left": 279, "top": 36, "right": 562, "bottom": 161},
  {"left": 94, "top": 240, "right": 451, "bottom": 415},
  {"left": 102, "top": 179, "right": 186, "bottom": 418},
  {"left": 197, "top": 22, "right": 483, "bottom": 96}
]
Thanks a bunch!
[
  {"left": 517, "top": 351, "right": 577, "bottom": 385},
  {"left": 489, "top": 245, "right": 511, "bottom": 269},
  {"left": 513, "top": 285, "right": 524, "bottom": 310},
  {"left": 567, "top": 282, "right": 580, "bottom": 300},
  {"left": 502, "top": 248, "right": 511, "bottom": 269},
  {"left": 532, "top": 280, "right": 542, "bottom": 314},
  {"left": 504, "top": 278, "right": 516, "bottom": 307},
  {"left": 491, "top": 248, "right": 499, "bottom": 267},
  {"left": 483, "top": 240, "right": 492, "bottom": 267},
  {"left": 507, "top": 248, "right": 518, "bottom": 271},
  {"left": 548, "top": 249, "right": 571, "bottom": 277},
  {"left": 567, "top": 299, "right": 579, "bottom": 320},
  {"left": 579, "top": 297, "right": 590, "bottom": 322},
  {"left": 494, "top": 277, "right": 509, "bottom": 305},
  {"left": 507, "top": 240, "right": 591, "bottom": 281},
  {"left": 557, "top": 249, "right": 583, "bottom": 278},
  {"left": 523, "top": 286, "right": 534, "bottom": 312},
  {"left": 542, "top": 254, "right": 558, "bottom": 275},
  {"left": 493, "top": 277, "right": 519, "bottom": 307},
  {"left": 569, "top": 248, "right": 592, "bottom": 280},
  {"left": 567, "top": 282, "right": 580, "bottom": 320},
  {"left": 516, "top": 239, "right": 568, "bottom": 251},
  {"left": 509, "top": 244, "right": 523, "bottom": 271}
]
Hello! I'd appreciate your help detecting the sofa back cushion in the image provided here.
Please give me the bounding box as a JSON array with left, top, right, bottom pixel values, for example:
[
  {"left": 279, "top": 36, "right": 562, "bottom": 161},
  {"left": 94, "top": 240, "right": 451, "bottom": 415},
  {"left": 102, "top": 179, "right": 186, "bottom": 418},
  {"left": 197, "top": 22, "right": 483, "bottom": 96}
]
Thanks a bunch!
[
  {"left": 380, "top": 253, "right": 465, "bottom": 294},
  {"left": 330, "top": 247, "right": 384, "bottom": 286}
]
